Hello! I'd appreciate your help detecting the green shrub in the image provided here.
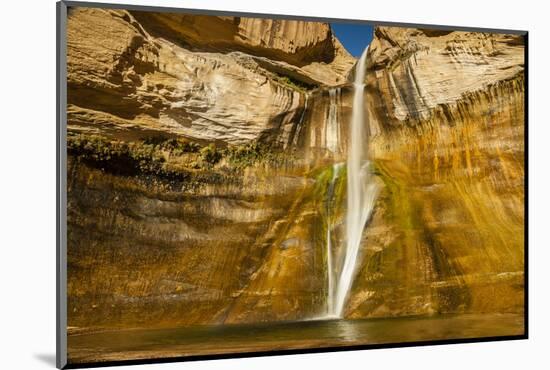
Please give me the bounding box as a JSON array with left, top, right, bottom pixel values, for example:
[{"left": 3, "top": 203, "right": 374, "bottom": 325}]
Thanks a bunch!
[
  {"left": 67, "top": 133, "right": 287, "bottom": 177},
  {"left": 200, "top": 143, "right": 222, "bottom": 165},
  {"left": 67, "top": 134, "right": 166, "bottom": 176},
  {"left": 275, "top": 75, "right": 315, "bottom": 92},
  {"left": 142, "top": 136, "right": 201, "bottom": 154}
]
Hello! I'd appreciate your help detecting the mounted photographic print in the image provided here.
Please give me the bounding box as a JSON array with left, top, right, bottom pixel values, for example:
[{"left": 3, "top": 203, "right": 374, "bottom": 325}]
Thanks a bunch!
[{"left": 56, "top": 1, "right": 527, "bottom": 368}]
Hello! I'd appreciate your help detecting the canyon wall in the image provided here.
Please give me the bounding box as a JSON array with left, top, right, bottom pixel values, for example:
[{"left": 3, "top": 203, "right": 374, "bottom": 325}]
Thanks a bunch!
[
  {"left": 67, "top": 157, "right": 332, "bottom": 329},
  {"left": 66, "top": 7, "right": 354, "bottom": 146},
  {"left": 65, "top": 7, "right": 525, "bottom": 333},
  {"left": 345, "top": 27, "right": 525, "bottom": 317},
  {"left": 66, "top": 6, "right": 354, "bottom": 331}
]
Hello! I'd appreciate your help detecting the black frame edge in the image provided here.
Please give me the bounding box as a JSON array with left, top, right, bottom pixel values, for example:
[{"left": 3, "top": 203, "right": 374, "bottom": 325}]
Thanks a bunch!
[
  {"left": 57, "top": 1, "right": 68, "bottom": 369},
  {"left": 523, "top": 32, "right": 529, "bottom": 339}
]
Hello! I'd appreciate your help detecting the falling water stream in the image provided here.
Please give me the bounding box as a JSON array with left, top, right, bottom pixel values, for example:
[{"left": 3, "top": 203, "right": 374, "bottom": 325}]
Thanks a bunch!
[
  {"left": 291, "top": 93, "right": 309, "bottom": 147},
  {"left": 326, "top": 88, "right": 341, "bottom": 153},
  {"left": 326, "top": 46, "right": 379, "bottom": 318},
  {"left": 325, "top": 162, "right": 344, "bottom": 317}
]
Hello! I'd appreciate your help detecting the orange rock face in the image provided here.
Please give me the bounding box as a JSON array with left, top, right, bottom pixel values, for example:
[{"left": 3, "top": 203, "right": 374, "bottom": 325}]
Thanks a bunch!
[
  {"left": 65, "top": 11, "right": 525, "bottom": 333},
  {"left": 345, "top": 27, "right": 525, "bottom": 318}
]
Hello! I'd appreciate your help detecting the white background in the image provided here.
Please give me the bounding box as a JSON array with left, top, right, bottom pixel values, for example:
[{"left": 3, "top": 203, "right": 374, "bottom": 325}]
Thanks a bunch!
[{"left": 0, "top": 0, "right": 546, "bottom": 368}]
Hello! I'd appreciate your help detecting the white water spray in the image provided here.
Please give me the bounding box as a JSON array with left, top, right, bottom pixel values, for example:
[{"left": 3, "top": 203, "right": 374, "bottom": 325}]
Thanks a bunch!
[{"left": 333, "top": 47, "right": 379, "bottom": 317}]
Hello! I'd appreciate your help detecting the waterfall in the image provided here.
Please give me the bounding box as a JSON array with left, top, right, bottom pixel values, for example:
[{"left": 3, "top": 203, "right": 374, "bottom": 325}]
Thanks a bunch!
[
  {"left": 326, "top": 88, "right": 341, "bottom": 153},
  {"left": 332, "top": 46, "right": 379, "bottom": 318},
  {"left": 326, "top": 162, "right": 344, "bottom": 317},
  {"left": 291, "top": 93, "right": 309, "bottom": 147}
]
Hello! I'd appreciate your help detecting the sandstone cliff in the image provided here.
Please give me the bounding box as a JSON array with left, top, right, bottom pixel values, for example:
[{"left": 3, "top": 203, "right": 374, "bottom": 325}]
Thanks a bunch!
[
  {"left": 66, "top": 8, "right": 355, "bottom": 145},
  {"left": 66, "top": 7, "right": 357, "bottom": 330},
  {"left": 65, "top": 9, "right": 525, "bottom": 333},
  {"left": 344, "top": 27, "right": 525, "bottom": 318},
  {"left": 365, "top": 27, "right": 524, "bottom": 130}
]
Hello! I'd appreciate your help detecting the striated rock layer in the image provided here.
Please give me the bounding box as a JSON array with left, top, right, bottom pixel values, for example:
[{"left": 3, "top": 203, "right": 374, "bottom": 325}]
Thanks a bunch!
[
  {"left": 66, "top": 8, "right": 354, "bottom": 145},
  {"left": 344, "top": 27, "right": 525, "bottom": 318},
  {"left": 67, "top": 157, "right": 331, "bottom": 329},
  {"left": 65, "top": 9, "right": 525, "bottom": 333}
]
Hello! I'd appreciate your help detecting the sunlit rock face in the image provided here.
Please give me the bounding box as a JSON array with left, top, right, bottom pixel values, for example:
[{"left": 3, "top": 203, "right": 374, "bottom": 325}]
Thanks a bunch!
[
  {"left": 66, "top": 10, "right": 525, "bottom": 332},
  {"left": 65, "top": 7, "right": 356, "bottom": 330},
  {"left": 293, "top": 87, "right": 354, "bottom": 163},
  {"left": 344, "top": 27, "right": 525, "bottom": 318},
  {"left": 130, "top": 11, "right": 355, "bottom": 83},
  {"left": 66, "top": 8, "right": 354, "bottom": 145},
  {"left": 365, "top": 27, "right": 524, "bottom": 130},
  {"left": 67, "top": 157, "right": 334, "bottom": 329}
]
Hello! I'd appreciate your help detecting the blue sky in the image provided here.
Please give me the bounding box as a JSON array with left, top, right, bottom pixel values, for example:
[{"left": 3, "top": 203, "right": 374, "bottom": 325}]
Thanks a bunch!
[{"left": 330, "top": 23, "right": 374, "bottom": 57}]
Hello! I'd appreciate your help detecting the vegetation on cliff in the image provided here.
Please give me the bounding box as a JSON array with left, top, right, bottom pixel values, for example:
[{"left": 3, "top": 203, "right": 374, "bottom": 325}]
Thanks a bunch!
[
  {"left": 67, "top": 133, "right": 294, "bottom": 180},
  {"left": 273, "top": 73, "right": 316, "bottom": 92}
]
